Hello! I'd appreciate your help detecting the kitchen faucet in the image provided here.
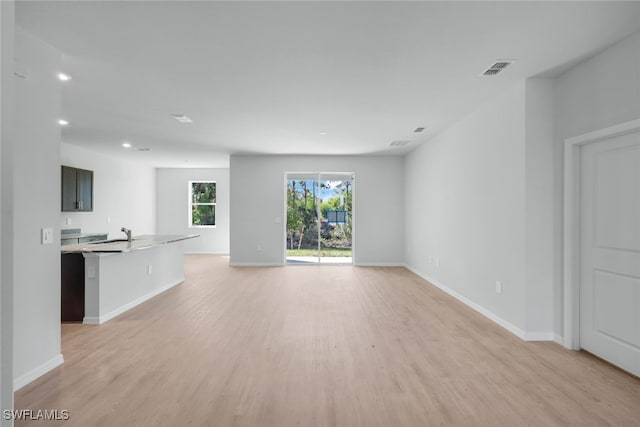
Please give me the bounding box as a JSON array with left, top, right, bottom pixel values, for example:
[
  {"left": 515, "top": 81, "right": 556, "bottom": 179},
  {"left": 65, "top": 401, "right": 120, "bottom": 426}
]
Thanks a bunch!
[{"left": 121, "top": 227, "right": 132, "bottom": 243}]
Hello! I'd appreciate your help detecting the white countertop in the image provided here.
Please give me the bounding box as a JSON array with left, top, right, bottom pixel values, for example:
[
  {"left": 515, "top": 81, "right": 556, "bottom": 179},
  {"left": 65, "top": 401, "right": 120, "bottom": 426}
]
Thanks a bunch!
[{"left": 61, "top": 234, "right": 199, "bottom": 253}]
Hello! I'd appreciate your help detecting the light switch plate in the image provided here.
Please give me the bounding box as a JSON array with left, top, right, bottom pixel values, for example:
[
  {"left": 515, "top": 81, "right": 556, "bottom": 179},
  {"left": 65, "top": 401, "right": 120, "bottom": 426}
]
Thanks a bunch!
[{"left": 41, "top": 227, "right": 54, "bottom": 245}]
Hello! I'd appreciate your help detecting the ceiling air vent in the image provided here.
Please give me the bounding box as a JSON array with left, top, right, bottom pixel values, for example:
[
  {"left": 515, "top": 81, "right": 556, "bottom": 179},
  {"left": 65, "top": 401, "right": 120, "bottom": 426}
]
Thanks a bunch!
[
  {"left": 137, "top": 148, "right": 151, "bottom": 152},
  {"left": 413, "top": 127, "right": 425, "bottom": 133},
  {"left": 390, "top": 140, "right": 411, "bottom": 147},
  {"left": 481, "top": 60, "right": 516, "bottom": 76}
]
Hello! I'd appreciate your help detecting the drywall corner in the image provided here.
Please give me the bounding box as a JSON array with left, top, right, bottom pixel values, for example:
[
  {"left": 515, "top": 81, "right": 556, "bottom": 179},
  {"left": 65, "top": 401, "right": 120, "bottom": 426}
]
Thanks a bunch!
[
  {"left": 0, "top": 0, "right": 15, "bottom": 419},
  {"left": 13, "top": 26, "right": 63, "bottom": 388},
  {"left": 524, "top": 78, "right": 555, "bottom": 336}
]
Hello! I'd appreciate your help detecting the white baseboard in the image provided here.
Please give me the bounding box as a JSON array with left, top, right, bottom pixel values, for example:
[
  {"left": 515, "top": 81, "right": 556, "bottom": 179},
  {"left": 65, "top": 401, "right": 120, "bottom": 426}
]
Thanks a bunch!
[
  {"left": 83, "top": 278, "right": 184, "bottom": 325},
  {"left": 14, "top": 354, "right": 64, "bottom": 391},
  {"left": 229, "top": 262, "right": 283, "bottom": 267},
  {"left": 523, "top": 332, "right": 556, "bottom": 341},
  {"left": 554, "top": 333, "right": 564, "bottom": 345},
  {"left": 404, "top": 264, "right": 554, "bottom": 342},
  {"left": 355, "top": 262, "right": 405, "bottom": 267}
]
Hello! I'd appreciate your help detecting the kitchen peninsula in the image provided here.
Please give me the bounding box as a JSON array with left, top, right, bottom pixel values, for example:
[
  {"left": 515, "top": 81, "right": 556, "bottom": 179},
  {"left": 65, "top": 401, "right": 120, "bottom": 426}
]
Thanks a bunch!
[{"left": 62, "top": 234, "right": 198, "bottom": 325}]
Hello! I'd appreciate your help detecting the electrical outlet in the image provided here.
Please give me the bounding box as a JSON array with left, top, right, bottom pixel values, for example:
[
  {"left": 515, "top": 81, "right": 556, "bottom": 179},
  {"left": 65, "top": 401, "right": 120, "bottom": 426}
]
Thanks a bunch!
[
  {"left": 147, "top": 265, "right": 153, "bottom": 275},
  {"left": 496, "top": 281, "right": 502, "bottom": 294},
  {"left": 429, "top": 256, "right": 433, "bottom": 264},
  {"left": 87, "top": 266, "right": 96, "bottom": 278},
  {"left": 435, "top": 257, "right": 440, "bottom": 268},
  {"left": 106, "top": 217, "right": 111, "bottom": 223}
]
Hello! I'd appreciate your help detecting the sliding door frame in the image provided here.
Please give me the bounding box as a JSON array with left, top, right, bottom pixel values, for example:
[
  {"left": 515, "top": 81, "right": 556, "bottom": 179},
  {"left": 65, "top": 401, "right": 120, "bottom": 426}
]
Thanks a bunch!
[{"left": 283, "top": 171, "right": 355, "bottom": 265}]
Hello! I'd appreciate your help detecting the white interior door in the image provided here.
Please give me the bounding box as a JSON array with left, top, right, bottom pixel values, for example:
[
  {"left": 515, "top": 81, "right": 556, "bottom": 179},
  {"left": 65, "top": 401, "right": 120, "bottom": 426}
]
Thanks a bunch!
[{"left": 580, "top": 130, "right": 640, "bottom": 376}]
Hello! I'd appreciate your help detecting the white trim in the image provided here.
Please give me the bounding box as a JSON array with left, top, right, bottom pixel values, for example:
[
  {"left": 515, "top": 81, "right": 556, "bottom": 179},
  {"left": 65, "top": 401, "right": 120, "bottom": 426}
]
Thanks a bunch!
[
  {"left": 83, "top": 278, "right": 183, "bottom": 325},
  {"left": 228, "top": 262, "right": 283, "bottom": 267},
  {"left": 563, "top": 118, "right": 640, "bottom": 350},
  {"left": 554, "top": 334, "right": 564, "bottom": 345},
  {"left": 355, "top": 262, "right": 405, "bottom": 267},
  {"left": 14, "top": 354, "right": 64, "bottom": 391},
  {"left": 565, "top": 119, "right": 640, "bottom": 146},
  {"left": 523, "top": 332, "right": 556, "bottom": 341},
  {"left": 404, "top": 265, "right": 527, "bottom": 340}
]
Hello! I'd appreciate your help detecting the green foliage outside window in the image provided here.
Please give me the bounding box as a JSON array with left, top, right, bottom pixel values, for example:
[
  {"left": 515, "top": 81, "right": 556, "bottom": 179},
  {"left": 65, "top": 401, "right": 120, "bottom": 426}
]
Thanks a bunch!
[
  {"left": 192, "top": 182, "right": 216, "bottom": 203},
  {"left": 190, "top": 182, "right": 216, "bottom": 227},
  {"left": 286, "top": 180, "right": 352, "bottom": 254}
]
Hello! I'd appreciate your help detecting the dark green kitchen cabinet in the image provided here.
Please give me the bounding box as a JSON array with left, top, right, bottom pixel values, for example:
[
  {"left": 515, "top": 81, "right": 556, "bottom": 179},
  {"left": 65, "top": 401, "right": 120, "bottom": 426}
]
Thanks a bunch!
[{"left": 61, "top": 166, "right": 93, "bottom": 212}]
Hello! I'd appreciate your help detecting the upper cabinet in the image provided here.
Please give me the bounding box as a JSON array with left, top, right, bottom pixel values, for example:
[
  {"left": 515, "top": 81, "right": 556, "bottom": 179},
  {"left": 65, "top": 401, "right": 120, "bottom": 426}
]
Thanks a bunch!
[{"left": 61, "top": 166, "right": 93, "bottom": 212}]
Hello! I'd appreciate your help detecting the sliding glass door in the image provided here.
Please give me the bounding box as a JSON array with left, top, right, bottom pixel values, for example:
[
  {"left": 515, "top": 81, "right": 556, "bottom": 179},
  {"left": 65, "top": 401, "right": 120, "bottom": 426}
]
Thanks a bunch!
[
  {"left": 286, "top": 173, "right": 353, "bottom": 264},
  {"left": 317, "top": 173, "right": 352, "bottom": 263}
]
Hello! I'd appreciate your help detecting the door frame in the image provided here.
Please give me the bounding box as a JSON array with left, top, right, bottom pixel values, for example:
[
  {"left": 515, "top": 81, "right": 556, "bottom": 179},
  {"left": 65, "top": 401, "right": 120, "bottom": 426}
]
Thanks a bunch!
[
  {"left": 563, "top": 118, "right": 640, "bottom": 350},
  {"left": 283, "top": 172, "right": 356, "bottom": 265}
]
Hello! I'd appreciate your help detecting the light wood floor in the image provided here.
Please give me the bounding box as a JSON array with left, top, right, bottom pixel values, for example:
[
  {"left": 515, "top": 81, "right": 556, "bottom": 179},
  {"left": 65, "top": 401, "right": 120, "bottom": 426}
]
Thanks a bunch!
[{"left": 16, "top": 255, "right": 640, "bottom": 426}]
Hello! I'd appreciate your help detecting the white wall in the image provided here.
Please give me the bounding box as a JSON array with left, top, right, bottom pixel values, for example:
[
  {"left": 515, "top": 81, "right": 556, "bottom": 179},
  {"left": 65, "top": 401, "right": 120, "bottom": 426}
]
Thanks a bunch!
[
  {"left": 0, "top": 0, "right": 15, "bottom": 418},
  {"left": 230, "top": 155, "right": 404, "bottom": 266},
  {"left": 524, "top": 78, "right": 555, "bottom": 338},
  {"left": 156, "top": 168, "right": 230, "bottom": 254},
  {"left": 60, "top": 143, "right": 156, "bottom": 238},
  {"left": 553, "top": 31, "right": 640, "bottom": 337},
  {"left": 84, "top": 242, "right": 185, "bottom": 324},
  {"left": 13, "top": 27, "right": 63, "bottom": 389},
  {"left": 405, "top": 82, "right": 528, "bottom": 333}
]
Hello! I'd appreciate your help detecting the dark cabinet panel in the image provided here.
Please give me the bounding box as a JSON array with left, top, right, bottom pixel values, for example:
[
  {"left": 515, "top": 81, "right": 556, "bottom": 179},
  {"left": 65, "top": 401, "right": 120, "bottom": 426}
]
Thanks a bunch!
[
  {"left": 61, "top": 166, "right": 78, "bottom": 211},
  {"left": 61, "top": 253, "right": 85, "bottom": 322},
  {"left": 61, "top": 166, "right": 93, "bottom": 212},
  {"left": 76, "top": 168, "right": 93, "bottom": 211}
]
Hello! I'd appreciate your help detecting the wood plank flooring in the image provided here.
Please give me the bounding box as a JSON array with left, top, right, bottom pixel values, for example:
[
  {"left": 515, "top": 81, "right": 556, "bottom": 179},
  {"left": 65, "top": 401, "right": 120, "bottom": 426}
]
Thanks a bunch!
[{"left": 15, "top": 255, "right": 640, "bottom": 426}]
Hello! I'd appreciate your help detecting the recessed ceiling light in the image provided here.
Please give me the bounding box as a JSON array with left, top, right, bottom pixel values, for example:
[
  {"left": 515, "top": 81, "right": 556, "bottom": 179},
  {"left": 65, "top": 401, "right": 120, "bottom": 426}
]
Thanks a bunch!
[
  {"left": 390, "top": 140, "right": 411, "bottom": 147},
  {"left": 170, "top": 114, "right": 193, "bottom": 124},
  {"left": 319, "top": 131, "right": 328, "bottom": 136},
  {"left": 58, "top": 119, "right": 69, "bottom": 126},
  {"left": 122, "top": 142, "right": 132, "bottom": 148},
  {"left": 57, "top": 73, "right": 71, "bottom": 81}
]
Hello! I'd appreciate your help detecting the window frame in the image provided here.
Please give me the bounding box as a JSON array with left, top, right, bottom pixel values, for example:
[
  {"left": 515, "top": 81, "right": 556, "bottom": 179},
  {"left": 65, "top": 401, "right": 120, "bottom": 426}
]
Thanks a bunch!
[{"left": 188, "top": 180, "right": 217, "bottom": 228}]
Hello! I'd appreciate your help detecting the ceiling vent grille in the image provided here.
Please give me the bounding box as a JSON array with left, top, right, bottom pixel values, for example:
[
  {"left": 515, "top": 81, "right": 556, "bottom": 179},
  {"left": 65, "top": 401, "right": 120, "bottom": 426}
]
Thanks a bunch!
[
  {"left": 390, "top": 140, "right": 411, "bottom": 147},
  {"left": 413, "top": 127, "right": 425, "bottom": 133},
  {"left": 481, "top": 60, "right": 516, "bottom": 76}
]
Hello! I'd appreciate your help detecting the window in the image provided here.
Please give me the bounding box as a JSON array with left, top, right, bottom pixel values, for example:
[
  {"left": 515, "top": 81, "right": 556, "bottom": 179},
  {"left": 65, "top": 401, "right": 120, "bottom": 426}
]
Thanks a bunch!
[{"left": 189, "top": 181, "right": 216, "bottom": 227}]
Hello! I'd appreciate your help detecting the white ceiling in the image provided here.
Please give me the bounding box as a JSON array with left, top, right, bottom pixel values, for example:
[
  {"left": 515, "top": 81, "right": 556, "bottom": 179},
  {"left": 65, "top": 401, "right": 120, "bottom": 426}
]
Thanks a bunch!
[{"left": 16, "top": 1, "right": 640, "bottom": 168}]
